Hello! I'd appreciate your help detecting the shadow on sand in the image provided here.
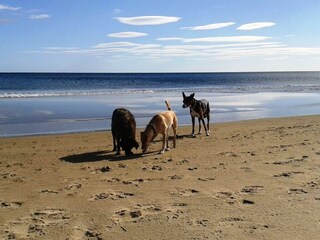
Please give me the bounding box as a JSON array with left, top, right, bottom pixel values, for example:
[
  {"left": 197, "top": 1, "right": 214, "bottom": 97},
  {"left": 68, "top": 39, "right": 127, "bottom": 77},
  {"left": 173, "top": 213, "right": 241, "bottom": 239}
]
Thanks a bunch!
[
  {"left": 60, "top": 134, "right": 193, "bottom": 163},
  {"left": 60, "top": 150, "right": 143, "bottom": 163}
]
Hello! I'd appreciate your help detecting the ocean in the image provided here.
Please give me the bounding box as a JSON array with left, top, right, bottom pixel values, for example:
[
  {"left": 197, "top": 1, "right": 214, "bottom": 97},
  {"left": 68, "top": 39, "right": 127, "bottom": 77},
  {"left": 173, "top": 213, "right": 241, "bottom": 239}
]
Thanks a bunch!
[{"left": 1, "top": 72, "right": 320, "bottom": 137}]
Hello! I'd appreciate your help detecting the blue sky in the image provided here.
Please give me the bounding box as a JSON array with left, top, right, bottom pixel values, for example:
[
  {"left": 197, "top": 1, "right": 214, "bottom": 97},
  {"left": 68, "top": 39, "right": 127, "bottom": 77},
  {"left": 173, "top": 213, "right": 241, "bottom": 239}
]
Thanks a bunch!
[{"left": 1, "top": 0, "right": 320, "bottom": 72}]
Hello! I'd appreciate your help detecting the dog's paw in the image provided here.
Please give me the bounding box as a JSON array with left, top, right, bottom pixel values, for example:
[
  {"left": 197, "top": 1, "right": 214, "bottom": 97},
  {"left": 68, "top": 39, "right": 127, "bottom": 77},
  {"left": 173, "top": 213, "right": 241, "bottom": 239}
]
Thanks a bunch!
[
  {"left": 198, "top": 131, "right": 202, "bottom": 135},
  {"left": 206, "top": 131, "right": 210, "bottom": 136},
  {"left": 165, "top": 148, "right": 171, "bottom": 151},
  {"left": 159, "top": 150, "right": 165, "bottom": 154}
]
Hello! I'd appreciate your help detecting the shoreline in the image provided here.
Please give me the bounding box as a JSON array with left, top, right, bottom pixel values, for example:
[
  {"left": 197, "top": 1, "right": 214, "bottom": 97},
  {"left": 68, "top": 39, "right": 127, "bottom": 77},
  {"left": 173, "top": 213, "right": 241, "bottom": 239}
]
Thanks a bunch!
[
  {"left": 1, "top": 114, "right": 320, "bottom": 239},
  {"left": 0, "top": 114, "right": 318, "bottom": 139}
]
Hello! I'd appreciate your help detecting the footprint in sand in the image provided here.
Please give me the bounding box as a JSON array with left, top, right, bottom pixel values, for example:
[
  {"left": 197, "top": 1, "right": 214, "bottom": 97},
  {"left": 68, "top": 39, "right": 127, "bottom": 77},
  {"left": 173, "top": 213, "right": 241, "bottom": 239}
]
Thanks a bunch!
[
  {"left": 241, "top": 186, "right": 264, "bottom": 194},
  {"left": 40, "top": 189, "right": 59, "bottom": 194},
  {"left": 2, "top": 208, "right": 70, "bottom": 239},
  {"left": 63, "top": 183, "right": 82, "bottom": 191},
  {"left": 91, "top": 191, "right": 134, "bottom": 201},
  {"left": 168, "top": 174, "right": 183, "bottom": 180},
  {"left": 84, "top": 229, "right": 103, "bottom": 240},
  {"left": 142, "top": 165, "right": 163, "bottom": 171},
  {"left": 112, "top": 203, "right": 186, "bottom": 224},
  {"left": 72, "top": 226, "right": 103, "bottom": 240},
  {"left": 214, "top": 191, "right": 238, "bottom": 204},
  {"left": 171, "top": 188, "right": 200, "bottom": 197},
  {"left": 0, "top": 201, "right": 22, "bottom": 209},
  {"left": 303, "top": 178, "right": 320, "bottom": 189},
  {"left": 219, "top": 152, "right": 239, "bottom": 157},
  {"left": 198, "top": 177, "right": 215, "bottom": 181},
  {"left": 94, "top": 166, "right": 112, "bottom": 173},
  {"left": 288, "top": 188, "right": 308, "bottom": 194},
  {"left": 187, "top": 219, "right": 209, "bottom": 228},
  {"left": 273, "top": 171, "right": 304, "bottom": 177}
]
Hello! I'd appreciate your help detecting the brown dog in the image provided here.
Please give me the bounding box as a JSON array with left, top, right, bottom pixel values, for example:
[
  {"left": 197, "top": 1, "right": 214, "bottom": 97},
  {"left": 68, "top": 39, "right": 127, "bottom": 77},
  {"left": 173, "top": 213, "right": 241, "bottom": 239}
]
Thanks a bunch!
[
  {"left": 112, "top": 108, "right": 139, "bottom": 156},
  {"left": 140, "top": 100, "right": 177, "bottom": 154}
]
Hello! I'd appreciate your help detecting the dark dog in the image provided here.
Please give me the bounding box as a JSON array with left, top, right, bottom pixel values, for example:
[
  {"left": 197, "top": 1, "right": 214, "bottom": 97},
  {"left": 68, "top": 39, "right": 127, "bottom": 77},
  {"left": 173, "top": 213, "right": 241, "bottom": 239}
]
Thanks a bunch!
[
  {"left": 182, "top": 92, "right": 210, "bottom": 137},
  {"left": 112, "top": 108, "right": 139, "bottom": 156}
]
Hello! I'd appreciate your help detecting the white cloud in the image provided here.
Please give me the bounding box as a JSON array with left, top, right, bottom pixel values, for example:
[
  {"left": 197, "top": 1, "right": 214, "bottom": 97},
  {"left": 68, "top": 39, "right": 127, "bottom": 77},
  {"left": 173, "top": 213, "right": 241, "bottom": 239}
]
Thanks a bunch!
[
  {"left": 30, "top": 14, "right": 51, "bottom": 20},
  {"left": 237, "top": 22, "right": 275, "bottom": 30},
  {"left": 0, "top": 4, "right": 20, "bottom": 11},
  {"left": 108, "top": 32, "right": 148, "bottom": 38},
  {"left": 27, "top": 38, "right": 320, "bottom": 63},
  {"left": 181, "top": 22, "right": 235, "bottom": 30},
  {"left": 156, "top": 37, "right": 185, "bottom": 41},
  {"left": 92, "top": 42, "right": 160, "bottom": 49},
  {"left": 115, "top": 16, "right": 181, "bottom": 25},
  {"left": 113, "top": 9, "right": 122, "bottom": 14},
  {"left": 158, "top": 36, "right": 271, "bottom": 43}
]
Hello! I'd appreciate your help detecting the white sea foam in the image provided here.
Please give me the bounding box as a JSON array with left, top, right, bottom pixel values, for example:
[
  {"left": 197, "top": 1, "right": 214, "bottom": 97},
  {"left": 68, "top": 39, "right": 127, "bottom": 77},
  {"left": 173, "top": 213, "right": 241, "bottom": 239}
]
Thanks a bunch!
[
  {"left": 0, "top": 90, "right": 155, "bottom": 98},
  {"left": 1, "top": 83, "right": 320, "bottom": 99}
]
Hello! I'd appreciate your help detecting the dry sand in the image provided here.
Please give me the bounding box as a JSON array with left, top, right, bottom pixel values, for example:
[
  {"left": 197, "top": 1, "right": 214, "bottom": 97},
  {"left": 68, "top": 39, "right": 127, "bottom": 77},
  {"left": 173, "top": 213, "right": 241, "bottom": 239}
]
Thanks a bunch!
[{"left": 0, "top": 115, "right": 320, "bottom": 240}]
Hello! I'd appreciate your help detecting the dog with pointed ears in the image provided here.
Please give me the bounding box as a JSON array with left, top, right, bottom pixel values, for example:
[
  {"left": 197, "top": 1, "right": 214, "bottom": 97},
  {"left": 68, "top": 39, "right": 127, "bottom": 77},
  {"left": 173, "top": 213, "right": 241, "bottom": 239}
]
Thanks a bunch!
[
  {"left": 140, "top": 100, "right": 177, "bottom": 154},
  {"left": 182, "top": 92, "right": 210, "bottom": 137}
]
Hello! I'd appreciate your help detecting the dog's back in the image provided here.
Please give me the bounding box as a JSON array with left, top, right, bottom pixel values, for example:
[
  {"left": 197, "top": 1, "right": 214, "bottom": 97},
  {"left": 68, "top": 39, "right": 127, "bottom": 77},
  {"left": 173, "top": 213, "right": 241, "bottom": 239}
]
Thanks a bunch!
[
  {"left": 141, "top": 100, "right": 177, "bottom": 154},
  {"left": 112, "top": 108, "right": 136, "bottom": 138},
  {"left": 112, "top": 108, "right": 138, "bottom": 155}
]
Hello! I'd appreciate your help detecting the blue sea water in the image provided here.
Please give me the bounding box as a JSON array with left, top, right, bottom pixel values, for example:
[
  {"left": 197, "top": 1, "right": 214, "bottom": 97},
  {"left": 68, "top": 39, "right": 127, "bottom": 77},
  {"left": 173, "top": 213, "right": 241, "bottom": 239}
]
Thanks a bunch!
[{"left": 0, "top": 72, "right": 320, "bottom": 137}]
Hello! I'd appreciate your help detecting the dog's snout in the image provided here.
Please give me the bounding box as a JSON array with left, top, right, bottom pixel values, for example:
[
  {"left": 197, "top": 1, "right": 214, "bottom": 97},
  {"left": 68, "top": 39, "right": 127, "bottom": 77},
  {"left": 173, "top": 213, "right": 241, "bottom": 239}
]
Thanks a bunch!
[{"left": 182, "top": 104, "right": 187, "bottom": 108}]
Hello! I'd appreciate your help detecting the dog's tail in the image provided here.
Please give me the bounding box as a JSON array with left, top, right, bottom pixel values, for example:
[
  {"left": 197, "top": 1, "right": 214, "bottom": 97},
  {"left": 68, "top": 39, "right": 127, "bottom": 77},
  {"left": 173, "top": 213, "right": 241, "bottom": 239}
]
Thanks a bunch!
[{"left": 165, "top": 100, "right": 172, "bottom": 111}]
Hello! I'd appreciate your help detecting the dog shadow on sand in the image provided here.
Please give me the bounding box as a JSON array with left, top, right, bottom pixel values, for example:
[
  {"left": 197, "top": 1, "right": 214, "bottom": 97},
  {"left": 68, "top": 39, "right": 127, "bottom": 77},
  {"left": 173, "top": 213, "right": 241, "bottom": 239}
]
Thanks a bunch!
[
  {"left": 60, "top": 134, "right": 194, "bottom": 164},
  {"left": 60, "top": 150, "right": 143, "bottom": 163}
]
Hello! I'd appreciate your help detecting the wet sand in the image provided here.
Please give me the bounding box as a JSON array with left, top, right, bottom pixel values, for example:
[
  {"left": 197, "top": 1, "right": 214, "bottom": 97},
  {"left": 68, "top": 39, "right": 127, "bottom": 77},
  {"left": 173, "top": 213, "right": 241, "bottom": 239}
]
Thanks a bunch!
[{"left": 0, "top": 115, "right": 320, "bottom": 239}]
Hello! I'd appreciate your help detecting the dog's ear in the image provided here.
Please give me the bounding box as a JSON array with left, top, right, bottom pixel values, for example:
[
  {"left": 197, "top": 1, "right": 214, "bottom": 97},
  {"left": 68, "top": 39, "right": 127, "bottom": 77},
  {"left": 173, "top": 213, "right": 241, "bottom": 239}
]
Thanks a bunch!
[
  {"left": 182, "top": 92, "right": 186, "bottom": 99},
  {"left": 191, "top": 93, "right": 195, "bottom": 98}
]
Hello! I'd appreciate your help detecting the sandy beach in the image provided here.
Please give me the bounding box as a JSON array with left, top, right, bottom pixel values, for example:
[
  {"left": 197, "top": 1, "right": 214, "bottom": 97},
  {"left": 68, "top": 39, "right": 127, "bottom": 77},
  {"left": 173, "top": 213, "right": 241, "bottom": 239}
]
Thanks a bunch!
[{"left": 1, "top": 115, "right": 320, "bottom": 239}]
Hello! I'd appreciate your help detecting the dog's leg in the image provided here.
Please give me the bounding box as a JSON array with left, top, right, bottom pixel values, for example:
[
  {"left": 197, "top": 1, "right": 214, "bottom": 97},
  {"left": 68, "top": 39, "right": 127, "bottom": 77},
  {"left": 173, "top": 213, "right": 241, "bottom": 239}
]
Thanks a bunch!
[
  {"left": 198, "top": 118, "right": 202, "bottom": 134},
  {"left": 206, "top": 115, "right": 210, "bottom": 136},
  {"left": 172, "top": 125, "right": 177, "bottom": 148},
  {"left": 191, "top": 116, "right": 195, "bottom": 137},
  {"left": 116, "top": 138, "right": 121, "bottom": 155},
  {"left": 200, "top": 118, "right": 209, "bottom": 136},
  {"left": 160, "top": 133, "right": 166, "bottom": 154},
  {"left": 165, "top": 131, "right": 170, "bottom": 151},
  {"left": 112, "top": 135, "right": 117, "bottom": 151}
]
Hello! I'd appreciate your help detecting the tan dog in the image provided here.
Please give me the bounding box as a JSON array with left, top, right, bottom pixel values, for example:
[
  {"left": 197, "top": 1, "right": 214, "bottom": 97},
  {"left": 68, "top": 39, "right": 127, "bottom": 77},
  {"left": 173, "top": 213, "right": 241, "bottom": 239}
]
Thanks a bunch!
[{"left": 140, "top": 100, "right": 178, "bottom": 154}]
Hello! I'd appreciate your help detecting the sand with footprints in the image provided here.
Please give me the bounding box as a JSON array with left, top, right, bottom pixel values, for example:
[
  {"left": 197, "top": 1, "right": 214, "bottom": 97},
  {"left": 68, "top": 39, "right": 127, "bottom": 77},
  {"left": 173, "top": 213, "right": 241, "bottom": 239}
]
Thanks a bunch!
[{"left": 1, "top": 115, "right": 320, "bottom": 239}]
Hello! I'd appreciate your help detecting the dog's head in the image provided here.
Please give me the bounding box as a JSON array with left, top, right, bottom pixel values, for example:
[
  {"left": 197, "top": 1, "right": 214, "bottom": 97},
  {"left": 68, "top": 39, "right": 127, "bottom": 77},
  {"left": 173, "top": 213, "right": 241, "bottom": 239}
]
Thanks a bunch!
[
  {"left": 140, "top": 131, "right": 148, "bottom": 153},
  {"left": 182, "top": 92, "right": 195, "bottom": 108},
  {"left": 119, "top": 137, "right": 139, "bottom": 156}
]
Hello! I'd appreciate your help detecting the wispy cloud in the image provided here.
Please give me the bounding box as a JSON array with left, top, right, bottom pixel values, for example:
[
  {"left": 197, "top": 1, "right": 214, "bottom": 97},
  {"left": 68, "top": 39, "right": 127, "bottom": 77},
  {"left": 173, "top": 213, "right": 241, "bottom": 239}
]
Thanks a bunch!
[
  {"left": 181, "top": 22, "right": 235, "bottom": 30},
  {"left": 157, "top": 36, "right": 271, "bottom": 43},
  {"left": 237, "top": 22, "right": 275, "bottom": 30},
  {"left": 27, "top": 37, "right": 320, "bottom": 63},
  {"left": 108, "top": 32, "right": 148, "bottom": 38},
  {"left": 113, "top": 9, "right": 122, "bottom": 14},
  {"left": 30, "top": 14, "right": 51, "bottom": 20},
  {"left": 0, "top": 4, "right": 20, "bottom": 11},
  {"left": 115, "top": 16, "right": 181, "bottom": 25}
]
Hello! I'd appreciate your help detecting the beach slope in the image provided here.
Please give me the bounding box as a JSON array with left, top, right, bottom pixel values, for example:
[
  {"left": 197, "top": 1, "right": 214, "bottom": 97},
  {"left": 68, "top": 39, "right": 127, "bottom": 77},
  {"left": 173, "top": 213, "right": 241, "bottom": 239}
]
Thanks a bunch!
[{"left": 1, "top": 115, "right": 320, "bottom": 239}]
